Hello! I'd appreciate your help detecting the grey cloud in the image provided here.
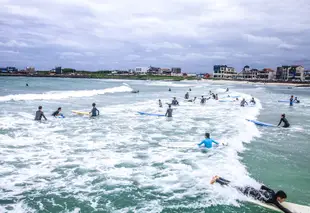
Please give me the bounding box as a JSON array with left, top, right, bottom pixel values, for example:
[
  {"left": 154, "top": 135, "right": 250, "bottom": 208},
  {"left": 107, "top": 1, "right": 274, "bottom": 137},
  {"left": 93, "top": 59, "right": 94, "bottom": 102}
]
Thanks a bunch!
[{"left": 0, "top": 0, "right": 309, "bottom": 72}]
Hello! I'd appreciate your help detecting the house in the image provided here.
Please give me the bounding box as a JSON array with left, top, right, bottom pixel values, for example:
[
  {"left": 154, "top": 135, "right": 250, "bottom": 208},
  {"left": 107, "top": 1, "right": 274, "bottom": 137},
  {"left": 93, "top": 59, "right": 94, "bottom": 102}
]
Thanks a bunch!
[
  {"left": 237, "top": 65, "right": 259, "bottom": 79},
  {"left": 171, "top": 67, "right": 181, "bottom": 74},
  {"left": 276, "top": 65, "right": 305, "bottom": 81},
  {"left": 0, "top": 67, "right": 8, "bottom": 73},
  {"left": 135, "top": 67, "right": 148, "bottom": 74},
  {"left": 7, "top": 67, "right": 18, "bottom": 72},
  {"left": 304, "top": 70, "right": 310, "bottom": 80},
  {"left": 256, "top": 68, "right": 275, "bottom": 80},
  {"left": 161, "top": 68, "right": 172, "bottom": 75},
  {"left": 55, "top": 66, "right": 62, "bottom": 74},
  {"left": 213, "top": 65, "right": 237, "bottom": 79},
  {"left": 148, "top": 66, "right": 161, "bottom": 74}
]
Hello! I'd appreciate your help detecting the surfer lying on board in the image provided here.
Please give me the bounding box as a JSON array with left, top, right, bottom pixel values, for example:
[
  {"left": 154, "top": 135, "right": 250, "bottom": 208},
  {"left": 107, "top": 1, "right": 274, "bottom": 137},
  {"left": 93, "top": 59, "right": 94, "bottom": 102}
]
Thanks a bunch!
[
  {"left": 90, "top": 103, "right": 100, "bottom": 117},
  {"left": 210, "top": 176, "right": 292, "bottom": 213},
  {"left": 52, "top": 107, "right": 62, "bottom": 117},
  {"left": 198, "top": 133, "right": 220, "bottom": 148},
  {"left": 278, "top": 114, "right": 290, "bottom": 128},
  {"left": 35, "top": 106, "right": 47, "bottom": 121},
  {"left": 165, "top": 104, "right": 173, "bottom": 117}
]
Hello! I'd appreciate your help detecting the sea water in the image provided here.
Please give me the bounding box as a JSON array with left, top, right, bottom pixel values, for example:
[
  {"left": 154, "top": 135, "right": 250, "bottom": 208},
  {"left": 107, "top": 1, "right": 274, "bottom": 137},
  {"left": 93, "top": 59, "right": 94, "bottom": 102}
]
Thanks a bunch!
[{"left": 0, "top": 77, "right": 309, "bottom": 213}]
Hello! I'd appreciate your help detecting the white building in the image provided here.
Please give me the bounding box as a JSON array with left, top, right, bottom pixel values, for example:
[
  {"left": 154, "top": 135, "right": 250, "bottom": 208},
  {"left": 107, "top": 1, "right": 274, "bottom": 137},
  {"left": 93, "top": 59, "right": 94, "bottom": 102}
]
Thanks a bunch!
[
  {"left": 135, "top": 67, "right": 148, "bottom": 74},
  {"left": 213, "top": 65, "right": 237, "bottom": 79}
]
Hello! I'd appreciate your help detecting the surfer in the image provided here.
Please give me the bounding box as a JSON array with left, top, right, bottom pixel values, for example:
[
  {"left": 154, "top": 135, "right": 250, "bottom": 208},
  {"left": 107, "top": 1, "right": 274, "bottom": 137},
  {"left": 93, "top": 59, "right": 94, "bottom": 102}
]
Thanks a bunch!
[
  {"left": 169, "top": 88, "right": 171, "bottom": 92},
  {"left": 226, "top": 88, "right": 229, "bottom": 92},
  {"left": 171, "top": 97, "right": 179, "bottom": 106},
  {"left": 52, "top": 107, "right": 62, "bottom": 117},
  {"left": 215, "top": 94, "right": 218, "bottom": 100},
  {"left": 289, "top": 95, "right": 294, "bottom": 106},
  {"left": 212, "top": 93, "right": 216, "bottom": 99},
  {"left": 210, "top": 176, "right": 292, "bottom": 213},
  {"left": 90, "top": 103, "right": 100, "bottom": 117},
  {"left": 26, "top": 83, "right": 29, "bottom": 87},
  {"left": 165, "top": 104, "right": 173, "bottom": 118},
  {"left": 294, "top": 97, "right": 300, "bottom": 103},
  {"left": 159, "top": 99, "right": 163, "bottom": 108},
  {"left": 200, "top": 96, "right": 206, "bottom": 104},
  {"left": 240, "top": 98, "right": 248, "bottom": 107},
  {"left": 198, "top": 133, "right": 219, "bottom": 148},
  {"left": 189, "top": 88, "right": 192, "bottom": 91},
  {"left": 34, "top": 106, "right": 47, "bottom": 121},
  {"left": 131, "top": 90, "right": 139, "bottom": 93},
  {"left": 185, "top": 92, "right": 189, "bottom": 99},
  {"left": 250, "top": 97, "right": 256, "bottom": 105},
  {"left": 277, "top": 114, "right": 290, "bottom": 128}
]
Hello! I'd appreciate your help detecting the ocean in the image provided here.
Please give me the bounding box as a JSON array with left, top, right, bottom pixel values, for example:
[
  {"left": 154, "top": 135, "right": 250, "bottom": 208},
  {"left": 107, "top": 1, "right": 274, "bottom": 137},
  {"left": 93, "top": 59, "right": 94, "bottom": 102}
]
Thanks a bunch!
[{"left": 0, "top": 77, "right": 309, "bottom": 213}]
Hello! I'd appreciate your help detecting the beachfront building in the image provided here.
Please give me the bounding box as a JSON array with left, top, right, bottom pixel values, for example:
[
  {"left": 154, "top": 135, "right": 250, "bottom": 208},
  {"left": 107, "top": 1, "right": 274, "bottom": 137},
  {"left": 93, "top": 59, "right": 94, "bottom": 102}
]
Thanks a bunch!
[
  {"left": 213, "top": 65, "right": 237, "bottom": 79},
  {"left": 171, "top": 67, "right": 181, "bottom": 74},
  {"left": 304, "top": 70, "right": 310, "bottom": 81},
  {"left": 161, "top": 68, "right": 172, "bottom": 75},
  {"left": 276, "top": 65, "right": 305, "bottom": 81},
  {"left": 237, "top": 65, "right": 259, "bottom": 79},
  {"left": 148, "top": 66, "right": 161, "bottom": 74},
  {"left": 135, "top": 67, "right": 148, "bottom": 74},
  {"left": 256, "top": 68, "right": 276, "bottom": 80}
]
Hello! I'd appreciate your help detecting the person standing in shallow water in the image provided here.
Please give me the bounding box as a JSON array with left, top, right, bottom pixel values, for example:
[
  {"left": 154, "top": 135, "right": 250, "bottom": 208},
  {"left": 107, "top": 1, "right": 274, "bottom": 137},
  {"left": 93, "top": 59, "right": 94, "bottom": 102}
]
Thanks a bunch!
[
  {"left": 289, "top": 95, "right": 294, "bottom": 106},
  {"left": 34, "top": 106, "right": 47, "bottom": 121},
  {"left": 158, "top": 99, "right": 162, "bottom": 108},
  {"left": 90, "top": 103, "right": 100, "bottom": 117},
  {"left": 165, "top": 104, "right": 173, "bottom": 118}
]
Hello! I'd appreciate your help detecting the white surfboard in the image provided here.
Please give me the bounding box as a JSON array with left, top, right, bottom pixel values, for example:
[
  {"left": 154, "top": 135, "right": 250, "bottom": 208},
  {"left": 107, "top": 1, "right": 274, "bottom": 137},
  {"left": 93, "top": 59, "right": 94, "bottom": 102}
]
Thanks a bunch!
[
  {"left": 72, "top": 110, "right": 90, "bottom": 115},
  {"left": 248, "top": 199, "right": 310, "bottom": 213},
  {"left": 159, "top": 142, "right": 228, "bottom": 148}
]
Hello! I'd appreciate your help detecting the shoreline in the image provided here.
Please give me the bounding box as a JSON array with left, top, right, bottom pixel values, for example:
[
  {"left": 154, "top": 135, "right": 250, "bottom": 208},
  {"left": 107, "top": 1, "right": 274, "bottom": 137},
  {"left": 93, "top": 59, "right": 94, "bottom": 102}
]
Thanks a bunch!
[{"left": 1, "top": 73, "right": 310, "bottom": 87}]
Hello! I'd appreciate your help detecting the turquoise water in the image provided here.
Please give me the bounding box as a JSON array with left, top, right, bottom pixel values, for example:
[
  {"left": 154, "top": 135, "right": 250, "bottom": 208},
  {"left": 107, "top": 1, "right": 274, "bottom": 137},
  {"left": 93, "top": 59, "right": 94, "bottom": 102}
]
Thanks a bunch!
[{"left": 0, "top": 77, "right": 309, "bottom": 213}]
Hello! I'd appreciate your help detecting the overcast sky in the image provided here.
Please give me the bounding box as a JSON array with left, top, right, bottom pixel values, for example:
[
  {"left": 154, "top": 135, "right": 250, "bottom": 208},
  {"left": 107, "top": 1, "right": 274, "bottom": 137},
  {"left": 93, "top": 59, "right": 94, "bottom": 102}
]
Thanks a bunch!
[{"left": 0, "top": 0, "right": 309, "bottom": 73}]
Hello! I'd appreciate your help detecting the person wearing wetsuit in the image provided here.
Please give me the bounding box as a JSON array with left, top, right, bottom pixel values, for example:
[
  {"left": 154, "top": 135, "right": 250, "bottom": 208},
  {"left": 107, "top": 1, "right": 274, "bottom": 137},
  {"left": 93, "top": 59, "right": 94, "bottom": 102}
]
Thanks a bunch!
[
  {"left": 90, "top": 103, "right": 100, "bottom": 117},
  {"left": 289, "top": 95, "right": 294, "bottom": 106},
  {"left": 185, "top": 92, "right": 189, "bottom": 99},
  {"left": 212, "top": 93, "right": 216, "bottom": 99},
  {"left": 171, "top": 97, "right": 179, "bottom": 106},
  {"left": 294, "top": 97, "right": 300, "bottom": 103},
  {"left": 240, "top": 98, "right": 248, "bottom": 107},
  {"left": 189, "top": 88, "right": 192, "bottom": 91},
  {"left": 250, "top": 98, "right": 256, "bottom": 105},
  {"left": 215, "top": 94, "right": 218, "bottom": 100},
  {"left": 26, "top": 83, "right": 29, "bottom": 87},
  {"left": 159, "top": 99, "right": 163, "bottom": 108},
  {"left": 52, "top": 107, "right": 62, "bottom": 117},
  {"left": 278, "top": 114, "right": 290, "bottom": 128},
  {"left": 200, "top": 96, "right": 206, "bottom": 104},
  {"left": 169, "top": 88, "right": 171, "bottom": 92},
  {"left": 198, "top": 133, "right": 219, "bottom": 148},
  {"left": 165, "top": 104, "right": 173, "bottom": 117},
  {"left": 188, "top": 97, "right": 196, "bottom": 102},
  {"left": 211, "top": 176, "right": 292, "bottom": 213},
  {"left": 226, "top": 88, "right": 229, "bottom": 92},
  {"left": 34, "top": 106, "right": 47, "bottom": 121}
]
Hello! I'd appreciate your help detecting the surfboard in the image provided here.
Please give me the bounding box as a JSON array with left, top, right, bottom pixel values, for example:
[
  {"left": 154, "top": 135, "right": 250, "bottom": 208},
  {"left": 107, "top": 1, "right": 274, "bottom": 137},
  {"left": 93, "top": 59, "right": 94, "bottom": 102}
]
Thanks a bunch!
[
  {"left": 219, "top": 100, "right": 234, "bottom": 102},
  {"left": 137, "top": 111, "right": 165, "bottom": 117},
  {"left": 248, "top": 199, "right": 310, "bottom": 213},
  {"left": 56, "top": 114, "right": 65, "bottom": 118},
  {"left": 159, "top": 141, "right": 228, "bottom": 148},
  {"left": 278, "top": 100, "right": 290, "bottom": 103},
  {"left": 246, "top": 119, "right": 275, "bottom": 127},
  {"left": 72, "top": 110, "right": 90, "bottom": 115}
]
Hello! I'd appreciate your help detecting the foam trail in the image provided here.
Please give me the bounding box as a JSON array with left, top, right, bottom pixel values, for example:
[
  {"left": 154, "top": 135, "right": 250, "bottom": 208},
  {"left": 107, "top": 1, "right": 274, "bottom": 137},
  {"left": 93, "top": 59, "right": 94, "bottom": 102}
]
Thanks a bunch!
[{"left": 0, "top": 85, "right": 132, "bottom": 102}]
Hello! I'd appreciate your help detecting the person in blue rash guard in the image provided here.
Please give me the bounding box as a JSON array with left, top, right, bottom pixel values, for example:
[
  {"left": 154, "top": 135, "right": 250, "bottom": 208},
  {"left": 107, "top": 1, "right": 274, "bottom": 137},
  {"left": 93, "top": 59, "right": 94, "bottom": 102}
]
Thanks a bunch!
[
  {"left": 289, "top": 95, "right": 294, "bottom": 106},
  {"left": 198, "top": 133, "right": 219, "bottom": 148}
]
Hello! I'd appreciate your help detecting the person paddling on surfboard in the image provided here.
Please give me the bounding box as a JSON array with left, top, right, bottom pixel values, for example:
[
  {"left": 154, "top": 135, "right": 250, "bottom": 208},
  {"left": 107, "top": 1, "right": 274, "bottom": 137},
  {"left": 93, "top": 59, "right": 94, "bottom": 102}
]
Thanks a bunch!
[
  {"left": 165, "top": 104, "right": 173, "bottom": 118},
  {"left": 278, "top": 114, "right": 290, "bottom": 128},
  {"left": 34, "top": 106, "right": 47, "bottom": 121},
  {"left": 198, "top": 133, "right": 221, "bottom": 148},
  {"left": 210, "top": 176, "right": 292, "bottom": 213},
  {"left": 52, "top": 107, "right": 63, "bottom": 117},
  {"left": 90, "top": 103, "right": 100, "bottom": 117}
]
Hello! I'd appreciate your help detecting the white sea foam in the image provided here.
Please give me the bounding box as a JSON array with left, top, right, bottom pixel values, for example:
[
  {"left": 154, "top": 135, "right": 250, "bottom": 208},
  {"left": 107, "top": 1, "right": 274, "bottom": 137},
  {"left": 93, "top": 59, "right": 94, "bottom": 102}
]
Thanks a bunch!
[{"left": 0, "top": 85, "right": 132, "bottom": 102}]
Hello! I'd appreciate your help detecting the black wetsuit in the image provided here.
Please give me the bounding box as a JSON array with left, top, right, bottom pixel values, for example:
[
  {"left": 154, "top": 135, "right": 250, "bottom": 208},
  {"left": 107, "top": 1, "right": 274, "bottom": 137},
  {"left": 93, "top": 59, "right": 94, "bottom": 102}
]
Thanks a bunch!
[
  {"left": 278, "top": 118, "right": 290, "bottom": 128},
  {"left": 216, "top": 178, "right": 292, "bottom": 213},
  {"left": 240, "top": 100, "right": 248, "bottom": 107},
  {"left": 35, "top": 110, "right": 47, "bottom": 121},
  {"left": 91, "top": 107, "right": 100, "bottom": 117},
  {"left": 185, "top": 93, "right": 189, "bottom": 99},
  {"left": 52, "top": 110, "right": 60, "bottom": 117},
  {"left": 165, "top": 108, "right": 173, "bottom": 117},
  {"left": 159, "top": 101, "right": 163, "bottom": 108},
  {"left": 171, "top": 100, "right": 179, "bottom": 106},
  {"left": 201, "top": 98, "right": 206, "bottom": 104}
]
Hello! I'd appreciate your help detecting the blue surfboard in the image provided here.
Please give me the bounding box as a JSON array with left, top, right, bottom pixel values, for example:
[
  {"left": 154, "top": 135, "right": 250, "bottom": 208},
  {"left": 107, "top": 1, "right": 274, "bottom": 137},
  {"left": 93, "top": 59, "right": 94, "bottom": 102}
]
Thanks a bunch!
[
  {"left": 246, "top": 119, "right": 275, "bottom": 127},
  {"left": 278, "top": 100, "right": 290, "bottom": 103},
  {"left": 137, "top": 112, "right": 165, "bottom": 117}
]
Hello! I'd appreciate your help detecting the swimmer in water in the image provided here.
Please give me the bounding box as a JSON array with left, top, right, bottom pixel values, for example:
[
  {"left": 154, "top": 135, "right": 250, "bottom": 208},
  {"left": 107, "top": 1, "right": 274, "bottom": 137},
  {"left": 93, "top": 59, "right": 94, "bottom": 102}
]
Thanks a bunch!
[
  {"left": 250, "top": 97, "right": 256, "bottom": 105},
  {"left": 198, "top": 133, "right": 220, "bottom": 148},
  {"left": 240, "top": 98, "right": 248, "bottom": 107},
  {"left": 165, "top": 104, "right": 173, "bottom": 118},
  {"left": 34, "top": 106, "right": 47, "bottom": 121},
  {"left": 90, "top": 103, "right": 100, "bottom": 117},
  {"left": 277, "top": 114, "right": 290, "bottom": 128}
]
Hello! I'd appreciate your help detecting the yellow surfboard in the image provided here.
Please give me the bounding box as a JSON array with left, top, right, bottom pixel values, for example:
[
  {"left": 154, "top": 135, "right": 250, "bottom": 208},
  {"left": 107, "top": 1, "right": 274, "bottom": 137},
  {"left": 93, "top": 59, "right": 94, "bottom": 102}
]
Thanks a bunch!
[{"left": 71, "top": 110, "right": 90, "bottom": 115}]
